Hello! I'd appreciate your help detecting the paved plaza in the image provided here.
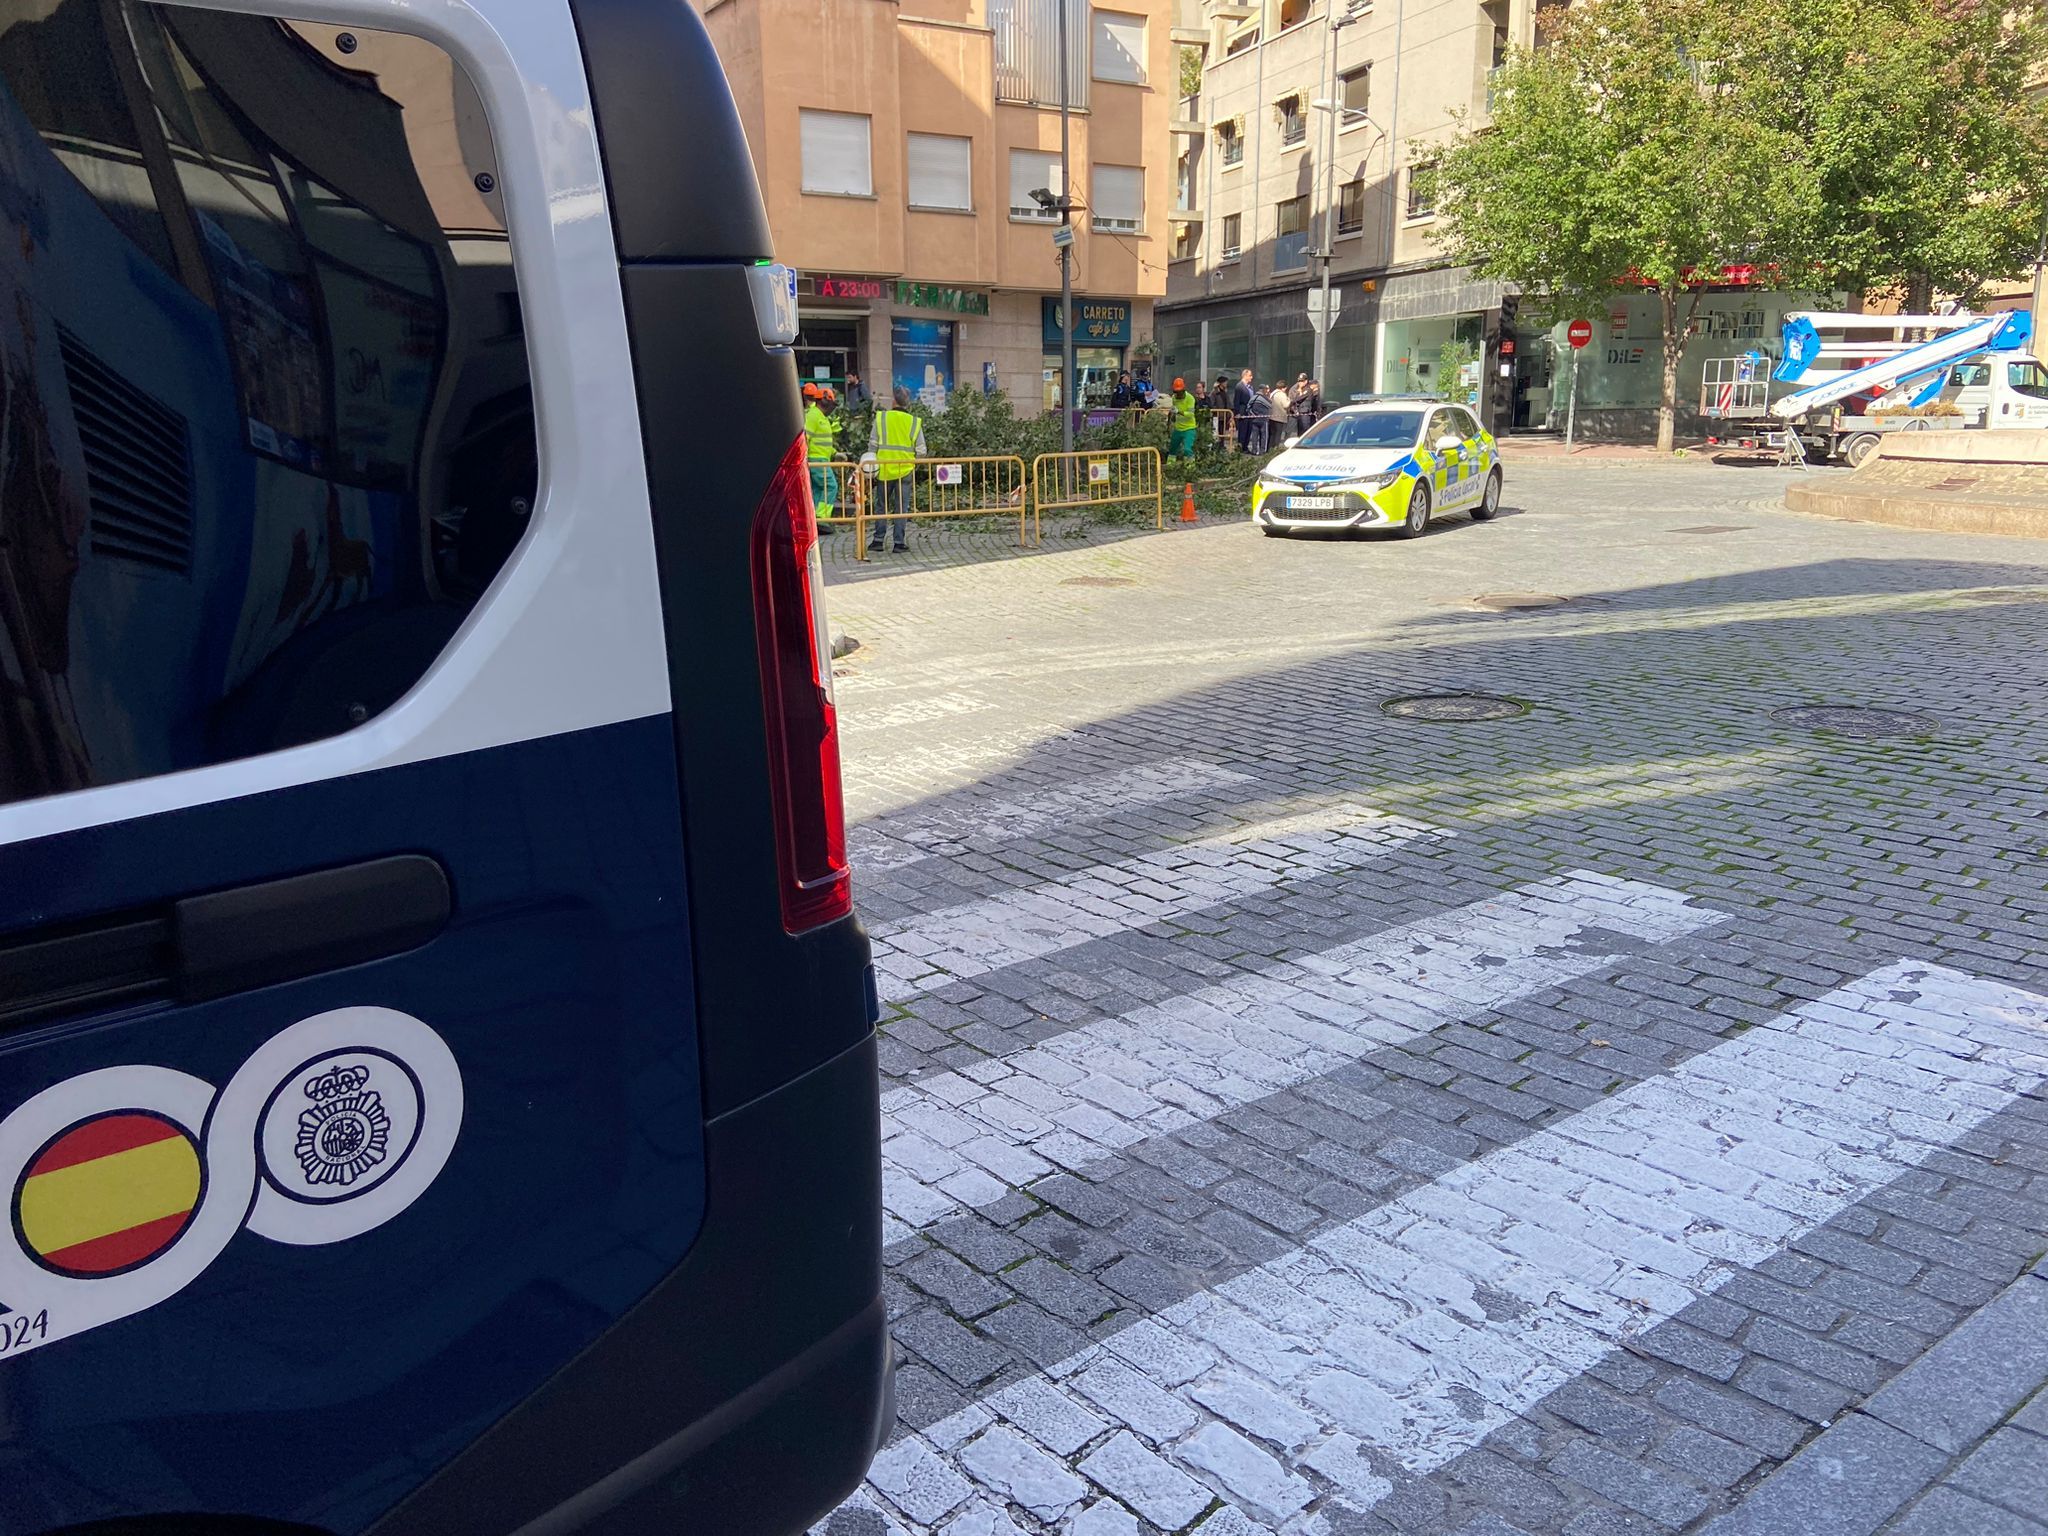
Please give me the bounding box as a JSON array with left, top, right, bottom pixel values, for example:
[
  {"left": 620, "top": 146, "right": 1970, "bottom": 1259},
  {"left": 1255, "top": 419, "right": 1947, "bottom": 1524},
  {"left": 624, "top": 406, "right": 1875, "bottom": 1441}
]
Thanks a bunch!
[{"left": 816, "top": 459, "right": 2048, "bottom": 1536}]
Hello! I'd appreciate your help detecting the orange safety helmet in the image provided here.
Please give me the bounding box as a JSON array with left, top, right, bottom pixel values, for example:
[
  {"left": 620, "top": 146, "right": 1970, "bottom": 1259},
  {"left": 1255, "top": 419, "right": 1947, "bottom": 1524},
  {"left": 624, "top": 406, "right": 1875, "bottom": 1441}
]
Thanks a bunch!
[
  {"left": 1172, "top": 377, "right": 1186, "bottom": 391},
  {"left": 802, "top": 382, "right": 822, "bottom": 399}
]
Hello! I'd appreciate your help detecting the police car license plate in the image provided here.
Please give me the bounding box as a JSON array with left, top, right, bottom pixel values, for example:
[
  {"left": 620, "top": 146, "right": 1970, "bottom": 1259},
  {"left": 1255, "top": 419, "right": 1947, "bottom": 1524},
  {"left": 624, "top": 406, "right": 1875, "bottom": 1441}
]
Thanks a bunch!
[{"left": 1287, "top": 496, "right": 1337, "bottom": 510}]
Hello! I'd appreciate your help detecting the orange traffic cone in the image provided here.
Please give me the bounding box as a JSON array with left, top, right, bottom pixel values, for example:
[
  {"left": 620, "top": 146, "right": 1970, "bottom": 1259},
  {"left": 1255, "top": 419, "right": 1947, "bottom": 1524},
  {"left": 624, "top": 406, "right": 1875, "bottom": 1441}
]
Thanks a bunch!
[{"left": 1180, "top": 483, "right": 1198, "bottom": 523}]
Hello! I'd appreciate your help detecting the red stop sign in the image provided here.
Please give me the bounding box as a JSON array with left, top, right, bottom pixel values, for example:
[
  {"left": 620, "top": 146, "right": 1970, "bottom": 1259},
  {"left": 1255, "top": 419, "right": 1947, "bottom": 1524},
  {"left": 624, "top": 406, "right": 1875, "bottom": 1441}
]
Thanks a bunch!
[{"left": 1567, "top": 318, "right": 1594, "bottom": 349}]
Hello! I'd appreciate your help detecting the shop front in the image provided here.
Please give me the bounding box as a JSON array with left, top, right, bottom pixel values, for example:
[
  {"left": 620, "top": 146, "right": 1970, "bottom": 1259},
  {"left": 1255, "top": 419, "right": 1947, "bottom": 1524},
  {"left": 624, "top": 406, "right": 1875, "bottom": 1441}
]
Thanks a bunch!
[
  {"left": 1515, "top": 286, "right": 1846, "bottom": 441},
  {"left": 1379, "top": 314, "right": 1486, "bottom": 406},
  {"left": 794, "top": 273, "right": 994, "bottom": 408},
  {"left": 1042, "top": 297, "right": 1136, "bottom": 410},
  {"left": 794, "top": 271, "right": 886, "bottom": 394}
]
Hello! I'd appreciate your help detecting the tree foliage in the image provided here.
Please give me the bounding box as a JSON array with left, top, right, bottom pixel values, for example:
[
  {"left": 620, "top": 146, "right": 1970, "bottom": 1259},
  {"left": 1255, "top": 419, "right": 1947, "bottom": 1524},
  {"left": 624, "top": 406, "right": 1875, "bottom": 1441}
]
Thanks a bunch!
[
  {"left": 1752, "top": 0, "right": 2048, "bottom": 308},
  {"left": 1433, "top": 0, "right": 2048, "bottom": 450}
]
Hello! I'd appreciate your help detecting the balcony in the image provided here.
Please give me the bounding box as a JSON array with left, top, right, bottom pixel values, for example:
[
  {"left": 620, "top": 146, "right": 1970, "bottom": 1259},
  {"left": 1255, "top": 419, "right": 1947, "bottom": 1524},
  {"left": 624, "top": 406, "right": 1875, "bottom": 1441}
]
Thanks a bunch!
[{"left": 1173, "top": 93, "right": 1204, "bottom": 135}]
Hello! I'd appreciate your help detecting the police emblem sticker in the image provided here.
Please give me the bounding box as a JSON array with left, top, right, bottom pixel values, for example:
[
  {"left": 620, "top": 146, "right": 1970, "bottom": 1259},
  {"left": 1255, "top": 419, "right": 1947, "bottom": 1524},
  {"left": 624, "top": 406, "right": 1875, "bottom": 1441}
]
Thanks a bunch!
[
  {"left": 231, "top": 1008, "right": 463, "bottom": 1248},
  {"left": 261, "top": 1050, "right": 420, "bottom": 1203},
  {"left": 0, "top": 1007, "right": 464, "bottom": 1360}
]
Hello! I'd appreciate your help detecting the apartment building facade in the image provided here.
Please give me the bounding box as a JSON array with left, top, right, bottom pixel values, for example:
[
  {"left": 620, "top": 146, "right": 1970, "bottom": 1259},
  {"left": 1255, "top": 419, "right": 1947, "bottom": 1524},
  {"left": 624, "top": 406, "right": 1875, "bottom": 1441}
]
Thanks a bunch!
[
  {"left": 696, "top": 0, "right": 1171, "bottom": 410},
  {"left": 1159, "top": 0, "right": 1537, "bottom": 427},
  {"left": 1161, "top": 0, "right": 1899, "bottom": 439}
]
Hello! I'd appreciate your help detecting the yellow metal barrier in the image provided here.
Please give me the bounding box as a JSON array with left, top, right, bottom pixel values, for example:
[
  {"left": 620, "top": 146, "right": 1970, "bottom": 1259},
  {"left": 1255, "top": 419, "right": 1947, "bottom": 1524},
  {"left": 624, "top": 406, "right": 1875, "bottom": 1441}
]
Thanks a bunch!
[
  {"left": 814, "top": 459, "right": 865, "bottom": 530},
  {"left": 1205, "top": 408, "right": 1236, "bottom": 449},
  {"left": 1031, "top": 446, "right": 1165, "bottom": 537},
  {"left": 853, "top": 453, "right": 1029, "bottom": 560}
]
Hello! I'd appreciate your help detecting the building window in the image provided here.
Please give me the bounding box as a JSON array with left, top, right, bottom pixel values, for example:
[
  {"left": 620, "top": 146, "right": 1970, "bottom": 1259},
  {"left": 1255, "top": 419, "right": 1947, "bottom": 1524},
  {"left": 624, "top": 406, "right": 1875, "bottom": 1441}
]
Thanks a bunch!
[
  {"left": 907, "top": 132, "right": 973, "bottom": 211},
  {"left": 1279, "top": 0, "right": 1313, "bottom": 27},
  {"left": 1341, "top": 64, "right": 1371, "bottom": 118},
  {"left": 1275, "top": 194, "right": 1309, "bottom": 269},
  {"left": 1221, "top": 213, "right": 1242, "bottom": 261},
  {"left": 1091, "top": 164, "right": 1143, "bottom": 233},
  {"left": 1173, "top": 222, "right": 1197, "bottom": 261},
  {"left": 1218, "top": 120, "right": 1244, "bottom": 167},
  {"left": 1092, "top": 10, "right": 1146, "bottom": 84},
  {"left": 995, "top": 0, "right": 1089, "bottom": 108},
  {"left": 1406, "top": 159, "right": 1440, "bottom": 220},
  {"left": 1175, "top": 150, "right": 1193, "bottom": 212},
  {"left": 1009, "top": 149, "right": 1063, "bottom": 220},
  {"left": 1278, "top": 95, "right": 1305, "bottom": 148},
  {"left": 1224, "top": 24, "right": 1260, "bottom": 57},
  {"left": 800, "top": 109, "right": 872, "bottom": 197},
  {"left": 1337, "top": 178, "right": 1365, "bottom": 235}
]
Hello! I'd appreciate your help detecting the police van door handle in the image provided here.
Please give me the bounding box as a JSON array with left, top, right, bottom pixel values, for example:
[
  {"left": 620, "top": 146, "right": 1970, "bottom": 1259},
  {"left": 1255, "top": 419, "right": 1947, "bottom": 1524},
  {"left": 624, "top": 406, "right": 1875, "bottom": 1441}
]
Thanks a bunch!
[
  {"left": 174, "top": 855, "right": 451, "bottom": 1003},
  {"left": 0, "top": 856, "right": 451, "bottom": 1030}
]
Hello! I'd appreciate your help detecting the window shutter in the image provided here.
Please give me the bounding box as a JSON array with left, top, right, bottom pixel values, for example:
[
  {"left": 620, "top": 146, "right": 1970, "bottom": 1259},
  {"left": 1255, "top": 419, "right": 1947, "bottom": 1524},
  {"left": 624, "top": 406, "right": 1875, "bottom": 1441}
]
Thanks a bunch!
[
  {"left": 800, "top": 110, "right": 872, "bottom": 196},
  {"left": 1091, "top": 165, "right": 1143, "bottom": 232},
  {"left": 1092, "top": 11, "right": 1145, "bottom": 84},
  {"left": 1008, "top": 149, "right": 1062, "bottom": 217},
  {"left": 908, "top": 133, "right": 972, "bottom": 210}
]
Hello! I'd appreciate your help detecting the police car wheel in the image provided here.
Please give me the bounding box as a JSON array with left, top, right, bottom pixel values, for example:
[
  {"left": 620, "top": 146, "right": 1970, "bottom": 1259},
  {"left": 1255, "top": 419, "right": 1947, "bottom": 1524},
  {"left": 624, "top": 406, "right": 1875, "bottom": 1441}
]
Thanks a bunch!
[
  {"left": 1471, "top": 468, "right": 1502, "bottom": 521},
  {"left": 1400, "top": 482, "right": 1432, "bottom": 539}
]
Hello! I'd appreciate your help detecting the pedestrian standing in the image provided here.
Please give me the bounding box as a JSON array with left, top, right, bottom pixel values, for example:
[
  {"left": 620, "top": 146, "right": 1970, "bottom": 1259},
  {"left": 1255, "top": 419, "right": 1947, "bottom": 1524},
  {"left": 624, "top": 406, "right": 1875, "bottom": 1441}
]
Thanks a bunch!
[
  {"left": 1167, "top": 377, "right": 1199, "bottom": 463},
  {"left": 1232, "top": 367, "right": 1257, "bottom": 454},
  {"left": 869, "top": 385, "right": 925, "bottom": 553},
  {"left": 1110, "top": 371, "right": 1133, "bottom": 410},
  {"left": 843, "top": 370, "right": 873, "bottom": 413},
  {"left": 802, "top": 382, "right": 839, "bottom": 525},
  {"left": 1269, "top": 380, "right": 1292, "bottom": 446},
  {"left": 1293, "top": 374, "right": 1316, "bottom": 438}
]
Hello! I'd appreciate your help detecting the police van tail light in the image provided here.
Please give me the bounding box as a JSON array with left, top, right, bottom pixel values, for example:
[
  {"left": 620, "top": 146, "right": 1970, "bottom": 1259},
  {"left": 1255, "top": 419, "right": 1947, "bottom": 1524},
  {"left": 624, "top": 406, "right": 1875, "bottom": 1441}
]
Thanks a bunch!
[{"left": 751, "top": 434, "right": 851, "bottom": 932}]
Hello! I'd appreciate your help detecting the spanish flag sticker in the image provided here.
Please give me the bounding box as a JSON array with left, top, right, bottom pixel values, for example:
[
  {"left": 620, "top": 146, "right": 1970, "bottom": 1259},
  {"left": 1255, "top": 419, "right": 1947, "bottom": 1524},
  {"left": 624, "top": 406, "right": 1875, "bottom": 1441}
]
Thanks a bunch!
[{"left": 13, "top": 1111, "right": 203, "bottom": 1278}]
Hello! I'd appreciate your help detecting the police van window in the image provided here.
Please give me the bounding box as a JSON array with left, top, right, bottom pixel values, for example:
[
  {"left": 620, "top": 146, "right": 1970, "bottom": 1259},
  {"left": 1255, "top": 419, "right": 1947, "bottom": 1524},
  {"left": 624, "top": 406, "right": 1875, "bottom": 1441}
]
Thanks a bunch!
[{"left": 0, "top": 1, "right": 535, "bottom": 808}]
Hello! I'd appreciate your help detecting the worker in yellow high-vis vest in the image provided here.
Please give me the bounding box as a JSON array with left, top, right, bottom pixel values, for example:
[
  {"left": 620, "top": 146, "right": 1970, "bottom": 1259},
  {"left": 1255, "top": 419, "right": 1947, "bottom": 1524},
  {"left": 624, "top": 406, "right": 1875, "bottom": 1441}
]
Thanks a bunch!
[
  {"left": 1168, "top": 377, "right": 1199, "bottom": 462},
  {"left": 802, "top": 382, "right": 838, "bottom": 526},
  {"left": 869, "top": 385, "right": 926, "bottom": 553}
]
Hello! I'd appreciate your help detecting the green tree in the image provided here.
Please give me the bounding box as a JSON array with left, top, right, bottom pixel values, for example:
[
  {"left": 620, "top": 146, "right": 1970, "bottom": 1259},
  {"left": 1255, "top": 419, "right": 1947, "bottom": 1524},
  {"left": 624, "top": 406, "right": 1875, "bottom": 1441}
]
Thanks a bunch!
[
  {"left": 1435, "top": 0, "right": 1813, "bottom": 451},
  {"left": 1178, "top": 44, "right": 1203, "bottom": 102},
  {"left": 1748, "top": 0, "right": 2048, "bottom": 312}
]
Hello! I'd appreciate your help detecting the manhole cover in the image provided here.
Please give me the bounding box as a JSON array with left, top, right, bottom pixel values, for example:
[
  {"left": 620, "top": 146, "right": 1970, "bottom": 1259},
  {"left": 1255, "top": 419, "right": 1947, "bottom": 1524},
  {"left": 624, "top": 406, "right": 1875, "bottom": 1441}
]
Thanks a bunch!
[
  {"left": 1670, "top": 525, "right": 1750, "bottom": 535},
  {"left": 1383, "top": 693, "right": 1529, "bottom": 721},
  {"left": 1060, "top": 575, "right": 1136, "bottom": 588},
  {"left": 1467, "top": 593, "right": 1565, "bottom": 612},
  {"left": 1771, "top": 705, "right": 1932, "bottom": 738}
]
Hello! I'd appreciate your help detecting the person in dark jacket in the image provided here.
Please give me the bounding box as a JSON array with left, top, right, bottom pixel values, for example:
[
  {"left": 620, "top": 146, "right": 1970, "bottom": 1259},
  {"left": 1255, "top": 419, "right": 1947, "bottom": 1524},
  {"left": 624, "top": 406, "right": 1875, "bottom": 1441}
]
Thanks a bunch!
[
  {"left": 1231, "top": 368, "right": 1257, "bottom": 453},
  {"left": 1110, "top": 371, "right": 1133, "bottom": 409}
]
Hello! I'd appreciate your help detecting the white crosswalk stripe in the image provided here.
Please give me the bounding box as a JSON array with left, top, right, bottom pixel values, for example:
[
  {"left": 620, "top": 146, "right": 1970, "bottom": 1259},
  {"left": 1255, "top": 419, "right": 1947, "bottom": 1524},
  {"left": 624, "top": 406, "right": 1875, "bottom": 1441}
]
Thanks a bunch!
[
  {"left": 879, "top": 870, "right": 1718, "bottom": 1238},
  {"left": 850, "top": 759, "right": 1260, "bottom": 875},
  {"left": 844, "top": 957, "right": 2048, "bottom": 1534},
  {"left": 868, "top": 804, "right": 1444, "bottom": 999}
]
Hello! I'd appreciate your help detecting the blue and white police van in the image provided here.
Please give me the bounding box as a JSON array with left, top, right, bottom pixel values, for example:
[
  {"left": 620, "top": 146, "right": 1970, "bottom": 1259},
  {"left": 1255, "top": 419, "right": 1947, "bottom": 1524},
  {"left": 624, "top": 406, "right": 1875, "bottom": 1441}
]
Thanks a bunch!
[{"left": 0, "top": 0, "right": 888, "bottom": 1529}]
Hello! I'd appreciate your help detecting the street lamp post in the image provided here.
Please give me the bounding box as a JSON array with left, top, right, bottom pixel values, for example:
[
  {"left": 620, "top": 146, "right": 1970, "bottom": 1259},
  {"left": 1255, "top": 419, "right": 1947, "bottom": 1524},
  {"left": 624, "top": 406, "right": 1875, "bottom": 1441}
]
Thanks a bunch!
[{"left": 1057, "top": 0, "right": 1076, "bottom": 453}]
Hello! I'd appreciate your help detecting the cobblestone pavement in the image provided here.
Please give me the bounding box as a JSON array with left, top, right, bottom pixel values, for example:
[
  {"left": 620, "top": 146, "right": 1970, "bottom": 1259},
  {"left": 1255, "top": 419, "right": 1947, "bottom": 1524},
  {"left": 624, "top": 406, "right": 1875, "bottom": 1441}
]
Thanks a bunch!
[{"left": 816, "top": 458, "right": 2048, "bottom": 1536}]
